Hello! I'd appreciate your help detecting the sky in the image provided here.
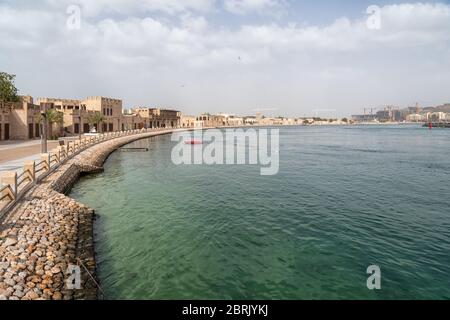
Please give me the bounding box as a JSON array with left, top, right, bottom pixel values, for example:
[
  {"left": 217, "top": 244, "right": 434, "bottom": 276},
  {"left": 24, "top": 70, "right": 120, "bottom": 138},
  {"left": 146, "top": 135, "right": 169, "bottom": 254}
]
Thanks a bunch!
[{"left": 1, "top": 0, "right": 450, "bottom": 118}]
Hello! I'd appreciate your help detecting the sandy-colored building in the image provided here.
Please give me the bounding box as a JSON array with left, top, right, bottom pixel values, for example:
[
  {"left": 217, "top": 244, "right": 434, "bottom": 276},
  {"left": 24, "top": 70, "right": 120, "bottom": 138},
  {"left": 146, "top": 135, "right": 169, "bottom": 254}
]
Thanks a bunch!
[
  {"left": 430, "top": 112, "right": 447, "bottom": 122},
  {"left": 406, "top": 114, "right": 426, "bottom": 122},
  {"left": 258, "top": 117, "right": 276, "bottom": 126},
  {"left": 82, "top": 96, "right": 123, "bottom": 132},
  {"left": 218, "top": 114, "right": 244, "bottom": 127},
  {"left": 36, "top": 96, "right": 123, "bottom": 134},
  {"left": 36, "top": 98, "right": 90, "bottom": 135},
  {"left": 180, "top": 114, "right": 196, "bottom": 128},
  {"left": 0, "top": 96, "right": 41, "bottom": 140},
  {"left": 244, "top": 117, "right": 257, "bottom": 125},
  {"left": 196, "top": 114, "right": 226, "bottom": 127},
  {"left": 282, "top": 118, "right": 296, "bottom": 126},
  {"left": 132, "top": 107, "right": 181, "bottom": 128},
  {"left": 0, "top": 101, "right": 13, "bottom": 140},
  {"left": 122, "top": 110, "right": 145, "bottom": 130}
]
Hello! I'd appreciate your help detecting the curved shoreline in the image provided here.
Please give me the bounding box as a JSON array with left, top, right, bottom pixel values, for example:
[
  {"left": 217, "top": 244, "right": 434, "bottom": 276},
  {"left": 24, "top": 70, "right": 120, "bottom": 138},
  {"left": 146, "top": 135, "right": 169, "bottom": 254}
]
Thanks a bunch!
[{"left": 0, "top": 129, "right": 178, "bottom": 300}]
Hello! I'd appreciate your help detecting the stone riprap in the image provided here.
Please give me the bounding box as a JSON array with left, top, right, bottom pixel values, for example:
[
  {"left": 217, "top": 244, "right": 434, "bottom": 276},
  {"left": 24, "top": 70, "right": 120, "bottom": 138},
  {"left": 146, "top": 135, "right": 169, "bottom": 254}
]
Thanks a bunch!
[{"left": 0, "top": 129, "right": 176, "bottom": 300}]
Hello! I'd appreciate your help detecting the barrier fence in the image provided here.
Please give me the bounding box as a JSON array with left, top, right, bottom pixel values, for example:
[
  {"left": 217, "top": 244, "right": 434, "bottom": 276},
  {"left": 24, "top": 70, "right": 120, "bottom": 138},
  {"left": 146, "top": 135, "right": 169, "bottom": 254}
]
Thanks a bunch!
[{"left": 0, "top": 127, "right": 173, "bottom": 218}]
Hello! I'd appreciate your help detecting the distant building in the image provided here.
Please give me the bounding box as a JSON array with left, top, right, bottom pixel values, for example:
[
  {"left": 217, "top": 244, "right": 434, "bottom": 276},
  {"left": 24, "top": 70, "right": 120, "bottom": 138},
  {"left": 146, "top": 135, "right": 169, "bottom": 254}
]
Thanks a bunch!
[
  {"left": 36, "top": 98, "right": 89, "bottom": 135},
  {"left": 122, "top": 110, "right": 145, "bottom": 130},
  {"left": 0, "top": 96, "right": 41, "bottom": 140},
  {"left": 180, "top": 114, "right": 196, "bottom": 128},
  {"left": 37, "top": 96, "right": 123, "bottom": 134},
  {"left": 258, "top": 117, "right": 277, "bottom": 126},
  {"left": 217, "top": 114, "right": 244, "bottom": 127},
  {"left": 244, "top": 116, "right": 257, "bottom": 125},
  {"left": 406, "top": 114, "right": 425, "bottom": 122},
  {"left": 0, "top": 101, "right": 12, "bottom": 140},
  {"left": 132, "top": 107, "right": 181, "bottom": 128},
  {"left": 2, "top": 94, "right": 186, "bottom": 140},
  {"left": 196, "top": 114, "right": 225, "bottom": 127},
  {"left": 375, "top": 107, "right": 402, "bottom": 122},
  {"left": 282, "top": 118, "right": 296, "bottom": 126},
  {"left": 351, "top": 114, "right": 377, "bottom": 122},
  {"left": 430, "top": 112, "right": 447, "bottom": 122},
  {"left": 82, "top": 96, "right": 123, "bottom": 132}
]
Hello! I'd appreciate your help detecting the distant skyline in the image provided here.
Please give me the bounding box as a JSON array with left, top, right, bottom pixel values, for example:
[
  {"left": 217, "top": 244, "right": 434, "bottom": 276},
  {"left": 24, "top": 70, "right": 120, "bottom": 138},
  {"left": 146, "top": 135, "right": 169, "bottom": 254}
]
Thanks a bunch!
[{"left": 1, "top": 0, "right": 450, "bottom": 118}]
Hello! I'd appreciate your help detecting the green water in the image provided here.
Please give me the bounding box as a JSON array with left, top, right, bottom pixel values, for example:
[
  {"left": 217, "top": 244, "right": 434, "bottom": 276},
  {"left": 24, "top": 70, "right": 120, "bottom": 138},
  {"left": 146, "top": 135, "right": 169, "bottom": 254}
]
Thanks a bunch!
[{"left": 70, "top": 126, "right": 450, "bottom": 299}]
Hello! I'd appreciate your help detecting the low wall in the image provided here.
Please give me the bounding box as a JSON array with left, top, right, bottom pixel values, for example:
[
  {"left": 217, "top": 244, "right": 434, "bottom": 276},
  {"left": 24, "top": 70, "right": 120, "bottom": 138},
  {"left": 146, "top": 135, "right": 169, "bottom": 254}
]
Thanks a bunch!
[{"left": 0, "top": 129, "right": 176, "bottom": 300}]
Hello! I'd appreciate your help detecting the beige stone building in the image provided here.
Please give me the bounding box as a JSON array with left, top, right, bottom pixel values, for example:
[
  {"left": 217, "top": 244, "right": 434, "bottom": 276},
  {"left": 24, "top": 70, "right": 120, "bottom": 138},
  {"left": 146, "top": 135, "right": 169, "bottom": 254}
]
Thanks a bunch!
[
  {"left": 406, "top": 114, "right": 426, "bottom": 122},
  {"left": 0, "top": 96, "right": 41, "bottom": 140},
  {"left": 180, "top": 114, "right": 196, "bottom": 128},
  {"left": 2, "top": 95, "right": 184, "bottom": 140},
  {"left": 36, "top": 98, "right": 89, "bottom": 135},
  {"left": 196, "top": 114, "right": 226, "bottom": 127},
  {"left": 36, "top": 96, "right": 123, "bottom": 134},
  {"left": 218, "top": 114, "right": 244, "bottom": 127},
  {"left": 82, "top": 96, "right": 123, "bottom": 132},
  {"left": 132, "top": 107, "right": 181, "bottom": 128},
  {"left": 430, "top": 112, "right": 447, "bottom": 122},
  {"left": 0, "top": 101, "right": 12, "bottom": 140},
  {"left": 122, "top": 110, "right": 145, "bottom": 130}
]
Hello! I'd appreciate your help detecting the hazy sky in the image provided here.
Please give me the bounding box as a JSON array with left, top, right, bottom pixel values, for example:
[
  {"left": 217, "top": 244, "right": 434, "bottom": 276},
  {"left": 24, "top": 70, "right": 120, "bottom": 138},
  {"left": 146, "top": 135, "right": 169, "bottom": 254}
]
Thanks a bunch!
[{"left": 1, "top": 0, "right": 450, "bottom": 117}]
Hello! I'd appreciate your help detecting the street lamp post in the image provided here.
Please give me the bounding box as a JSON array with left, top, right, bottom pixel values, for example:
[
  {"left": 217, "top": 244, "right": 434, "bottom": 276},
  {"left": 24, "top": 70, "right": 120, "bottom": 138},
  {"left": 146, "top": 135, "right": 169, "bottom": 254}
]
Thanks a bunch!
[
  {"left": 41, "top": 110, "right": 47, "bottom": 154},
  {"left": 78, "top": 115, "right": 82, "bottom": 140}
]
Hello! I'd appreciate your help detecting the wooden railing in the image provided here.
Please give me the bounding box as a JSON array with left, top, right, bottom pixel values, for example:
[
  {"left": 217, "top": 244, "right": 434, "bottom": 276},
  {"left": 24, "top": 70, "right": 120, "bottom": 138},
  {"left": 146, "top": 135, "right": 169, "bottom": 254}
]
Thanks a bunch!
[{"left": 0, "top": 127, "right": 174, "bottom": 218}]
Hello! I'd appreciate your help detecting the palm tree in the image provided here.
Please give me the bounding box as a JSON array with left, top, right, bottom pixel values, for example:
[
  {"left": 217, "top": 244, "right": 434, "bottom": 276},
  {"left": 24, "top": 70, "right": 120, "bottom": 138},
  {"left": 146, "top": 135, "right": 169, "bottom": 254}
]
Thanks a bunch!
[
  {"left": 36, "top": 108, "right": 64, "bottom": 139},
  {"left": 87, "top": 112, "right": 105, "bottom": 133}
]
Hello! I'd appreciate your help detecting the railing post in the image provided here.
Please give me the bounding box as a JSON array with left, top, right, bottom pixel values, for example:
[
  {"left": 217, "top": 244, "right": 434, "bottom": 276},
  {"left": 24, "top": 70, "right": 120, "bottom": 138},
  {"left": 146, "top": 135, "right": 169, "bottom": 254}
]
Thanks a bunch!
[
  {"left": 54, "top": 148, "right": 61, "bottom": 164},
  {"left": 41, "top": 153, "right": 50, "bottom": 171},
  {"left": 66, "top": 142, "right": 71, "bottom": 157},
  {"left": 0, "top": 172, "right": 17, "bottom": 200},
  {"left": 57, "top": 146, "right": 63, "bottom": 162},
  {"left": 23, "top": 160, "right": 36, "bottom": 183}
]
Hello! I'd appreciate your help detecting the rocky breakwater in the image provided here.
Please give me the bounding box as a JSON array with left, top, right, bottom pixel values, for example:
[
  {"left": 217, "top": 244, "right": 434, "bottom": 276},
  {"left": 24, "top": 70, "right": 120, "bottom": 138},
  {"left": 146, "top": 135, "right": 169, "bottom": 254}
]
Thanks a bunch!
[{"left": 0, "top": 130, "right": 174, "bottom": 300}]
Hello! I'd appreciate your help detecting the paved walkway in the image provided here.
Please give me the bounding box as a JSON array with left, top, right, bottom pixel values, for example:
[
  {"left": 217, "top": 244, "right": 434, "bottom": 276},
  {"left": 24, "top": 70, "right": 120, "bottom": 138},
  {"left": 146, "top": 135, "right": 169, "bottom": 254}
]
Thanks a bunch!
[{"left": 0, "top": 139, "right": 77, "bottom": 174}]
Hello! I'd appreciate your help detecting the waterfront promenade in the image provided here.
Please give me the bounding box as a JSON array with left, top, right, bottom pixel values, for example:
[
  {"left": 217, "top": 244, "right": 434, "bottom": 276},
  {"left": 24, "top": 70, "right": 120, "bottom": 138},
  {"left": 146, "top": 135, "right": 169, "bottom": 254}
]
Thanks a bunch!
[
  {"left": 0, "top": 128, "right": 179, "bottom": 300},
  {"left": 0, "top": 140, "right": 60, "bottom": 175}
]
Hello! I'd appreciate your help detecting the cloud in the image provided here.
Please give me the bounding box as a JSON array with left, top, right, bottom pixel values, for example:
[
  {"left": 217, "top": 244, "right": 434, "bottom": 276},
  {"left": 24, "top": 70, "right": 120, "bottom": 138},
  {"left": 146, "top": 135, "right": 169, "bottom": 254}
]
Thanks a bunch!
[
  {"left": 0, "top": 2, "right": 449, "bottom": 116},
  {"left": 223, "top": 0, "right": 287, "bottom": 16},
  {"left": 29, "top": 0, "right": 216, "bottom": 17}
]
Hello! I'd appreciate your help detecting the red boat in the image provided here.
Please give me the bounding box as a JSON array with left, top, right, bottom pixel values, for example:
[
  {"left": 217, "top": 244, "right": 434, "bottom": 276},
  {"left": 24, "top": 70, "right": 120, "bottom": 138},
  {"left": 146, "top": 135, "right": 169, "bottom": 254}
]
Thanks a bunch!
[{"left": 185, "top": 140, "right": 203, "bottom": 145}]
